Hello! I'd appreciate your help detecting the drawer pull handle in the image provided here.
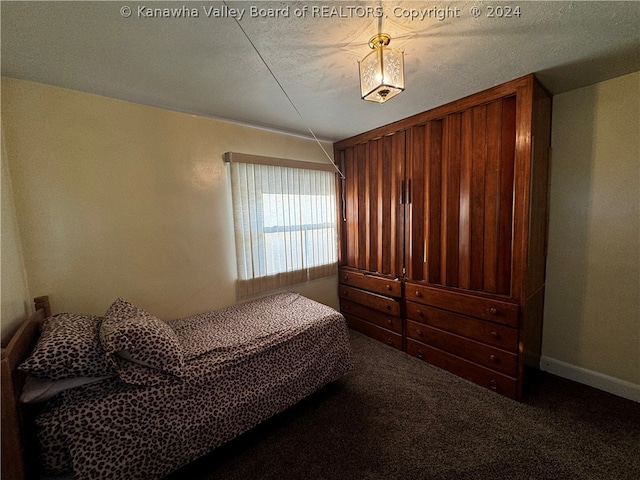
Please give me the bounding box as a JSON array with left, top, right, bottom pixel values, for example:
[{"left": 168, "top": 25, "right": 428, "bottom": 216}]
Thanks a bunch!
[
  {"left": 415, "top": 291, "right": 422, "bottom": 298},
  {"left": 490, "top": 354, "right": 498, "bottom": 362},
  {"left": 386, "top": 284, "right": 392, "bottom": 291},
  {"left": 343, "top": 274, "right": 349, "bottom": 281},
  {"left": 417, "top": 310, "right": 424, "bottom": 317},
  {"left": 385, "top": 304, "right": 391, "bottom": 310},
  {"left": 387, "top": 319, "right": 393, "bottom": 325},
  {"left": 417, "top": 350, "right": 424, "bottom": 359},
  {"left": 386, "top": 338, "right": 394, "bottom": 346},
  {"left": 416, "top": 329, "right": 423, "bottom": 336},
  {"left": 488, "top": 307, "right": 498, "bottom": 315},
  {"left": 343, "top": 290, "right": 349, "bottom": 296},
  {"left": 344, "top": 305, "right": 351, "bottom": 310},
  {"left": 490, "top": 379, "right": 498, "bottom": 390},
  {"left": 490, "top": 331, "right": 499, "bottom": 338}
]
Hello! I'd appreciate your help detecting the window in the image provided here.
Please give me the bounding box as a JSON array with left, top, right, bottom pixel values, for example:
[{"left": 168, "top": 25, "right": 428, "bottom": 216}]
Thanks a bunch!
[{"left": 229, "top": 158, "right": 338, "bottom": 297}]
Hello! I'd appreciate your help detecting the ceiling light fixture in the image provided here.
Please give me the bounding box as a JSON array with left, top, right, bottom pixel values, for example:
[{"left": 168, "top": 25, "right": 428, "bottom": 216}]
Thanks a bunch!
[{"left": 359, "top": 33, "right": 405, "bottom": 103}]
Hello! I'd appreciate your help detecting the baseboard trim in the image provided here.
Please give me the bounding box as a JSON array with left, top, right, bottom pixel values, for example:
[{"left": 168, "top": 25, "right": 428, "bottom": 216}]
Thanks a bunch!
[{"left": 540, "top": 356, "right": 640, "bottom": 403}]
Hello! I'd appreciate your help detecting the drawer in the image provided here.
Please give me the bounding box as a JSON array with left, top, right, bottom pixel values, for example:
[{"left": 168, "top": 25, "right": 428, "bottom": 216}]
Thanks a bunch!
[
  {"left": 340, "top": 300, "right": 402, "bottom": 334},
  {"left": 405, "top": 302, "right": 518, "bottom": 351},
  {"left": 345, "top": 314, "right": 403, "bottom": 350},
  {"left": 406, "top": 339, "right": 517, "bottom": 398},
  {"left": 338, "top": 285, "right": 400, "bottom": 316},
  {"left": 406, "top": 321, "right": 517, "bottom": 376},
  {"left": 405, "top": 282, "right": 518, "bottom": 327},
  {"left": 339, "top": 267, "right": 402, "bottom": 297}
]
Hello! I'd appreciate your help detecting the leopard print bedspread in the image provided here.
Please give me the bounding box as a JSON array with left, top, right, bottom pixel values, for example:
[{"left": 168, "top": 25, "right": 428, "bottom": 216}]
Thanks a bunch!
[{"left": 36, "top": 293, "right": 352, "bottom": 480}]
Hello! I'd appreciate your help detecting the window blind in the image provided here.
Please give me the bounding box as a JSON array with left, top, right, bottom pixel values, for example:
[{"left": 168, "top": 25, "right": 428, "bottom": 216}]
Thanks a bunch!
[{"left": 227, "top": 153, "right": 338, "bottom": 297}]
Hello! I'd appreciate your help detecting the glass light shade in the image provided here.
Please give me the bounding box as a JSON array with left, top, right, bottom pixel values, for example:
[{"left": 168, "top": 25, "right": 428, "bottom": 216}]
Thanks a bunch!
[{"left": 359, "top": 44, "right": 404, "bottom": 103}]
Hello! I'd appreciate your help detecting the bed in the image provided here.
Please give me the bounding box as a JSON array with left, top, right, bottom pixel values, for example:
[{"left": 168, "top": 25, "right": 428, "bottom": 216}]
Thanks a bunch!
[{"left": 1, "top": 292, "right": 352, "bottom": 480}]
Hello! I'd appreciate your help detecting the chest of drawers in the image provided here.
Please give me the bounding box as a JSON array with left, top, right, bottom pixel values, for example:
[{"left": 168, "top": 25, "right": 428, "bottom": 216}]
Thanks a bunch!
[
  {"left": 405, "top": 281, "right": 520, "bottom": 397},
  {"left": 338, "top": 267, "right": 403, "bottom": 350}
]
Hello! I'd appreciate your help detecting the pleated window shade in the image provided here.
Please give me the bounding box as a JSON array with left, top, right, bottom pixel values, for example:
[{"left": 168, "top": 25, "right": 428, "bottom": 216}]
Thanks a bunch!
[{"left": 227, "top": 153, "right": 338, "bottom": 297}]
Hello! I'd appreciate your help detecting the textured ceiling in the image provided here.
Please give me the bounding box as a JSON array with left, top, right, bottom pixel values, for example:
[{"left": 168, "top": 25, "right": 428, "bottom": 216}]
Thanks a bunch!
[{"left": 2, "top": 1, "right": 639, "bottom": 142}]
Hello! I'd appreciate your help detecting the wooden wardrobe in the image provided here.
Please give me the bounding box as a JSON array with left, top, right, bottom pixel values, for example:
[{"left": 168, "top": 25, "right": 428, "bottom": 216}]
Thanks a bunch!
[{"left": 335, "top": 74, "right": 552, "bottom": 400}]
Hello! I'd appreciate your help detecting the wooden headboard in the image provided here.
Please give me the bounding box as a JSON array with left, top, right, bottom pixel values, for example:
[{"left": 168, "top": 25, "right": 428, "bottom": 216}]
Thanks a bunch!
[{"left": 1, "top": 296, "right": 50, "bottom": 480}]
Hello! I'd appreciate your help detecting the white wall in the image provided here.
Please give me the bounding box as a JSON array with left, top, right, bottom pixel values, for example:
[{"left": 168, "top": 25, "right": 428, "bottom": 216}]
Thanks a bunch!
[
  {"left": 0, "top": 77, "right": 338, "bottom": 340},
  {"left": 542, "top": 71, "right": 640, "bottom": 401}
]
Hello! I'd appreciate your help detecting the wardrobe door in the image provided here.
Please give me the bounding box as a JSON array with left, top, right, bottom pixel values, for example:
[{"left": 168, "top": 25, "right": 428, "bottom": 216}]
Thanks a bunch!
[
  {"left": 406, "top": 96, "right": 517, "bottom": 297},
  {"left": 338, "top": 132, "right": 405, "bottom": 278}
]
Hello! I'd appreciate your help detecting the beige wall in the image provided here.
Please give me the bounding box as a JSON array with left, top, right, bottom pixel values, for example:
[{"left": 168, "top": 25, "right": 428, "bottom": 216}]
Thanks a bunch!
[
  {"left": 1, "top": 124, "right": 32, "bottom": 345},
  {"left": 0, "top": 77, "right": 338, "bottom": 338},
  {"left": 543, "top": 72, "right": 640, "bottom": 391}
]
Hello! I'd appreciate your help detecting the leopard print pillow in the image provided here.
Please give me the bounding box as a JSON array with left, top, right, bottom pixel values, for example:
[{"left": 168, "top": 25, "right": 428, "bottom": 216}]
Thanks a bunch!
[
  {"left": 100, "top": 298, "right": 184, "bottom": 385},
  {"left": 19, "top": 313, "right": 114, "bottom": 380}
]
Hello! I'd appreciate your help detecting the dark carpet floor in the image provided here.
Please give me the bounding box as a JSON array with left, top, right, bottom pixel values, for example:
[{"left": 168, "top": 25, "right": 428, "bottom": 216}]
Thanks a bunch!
[{"left": 166, "top": 329, "right": 640, "bottom": 480}]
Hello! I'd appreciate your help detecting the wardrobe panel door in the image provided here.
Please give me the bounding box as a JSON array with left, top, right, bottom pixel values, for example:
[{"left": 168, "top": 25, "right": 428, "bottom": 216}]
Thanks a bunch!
[
  {"left": 339, "top": 143, "right": 366, "bottom": 271},
  {"left": 441, "top": 114, "right": 462, "bottom": 287},
  {"left": 407, "top": 121, "right": 444, "bottom": 283},
  {"left": 496, "top": 96, "right": 516, "bottom": 295},
  {"left": 484, "top": 100, "right": 503, "bottom": 293},
  {"left": 386, "top": 132, "right": 405, "bottom": 277},
  {"left": 469, "top": 104, "right": 488, "bottom": 291},
  {"left": 341, "top": 145, "right": 358, "bottom": 268},
  {"left": 406, "top": 125, "right": 424, "bottom": 280},
  {"left": 355, "top": 142, "right": 368, "bottom": 270},
  {"left": 425, "top": 121, "right": 443, "bottom": 284},
  {"left": 367, "top": 139, "right": 381, "bottom": 273},
  {"left": 459, "top": 108, "right": 473, "bottom": 290},
  {"left": 407, "top": 96, "right": 516, "bottom": 297},
  {"left": 460, "top": 96, "right": 517, "bottom": 296},
  {"left": 338, "top": 134, "right": 405, "bottom": 278}
]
